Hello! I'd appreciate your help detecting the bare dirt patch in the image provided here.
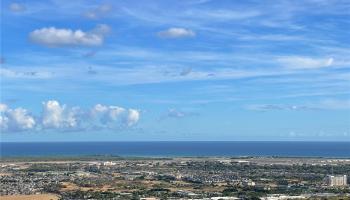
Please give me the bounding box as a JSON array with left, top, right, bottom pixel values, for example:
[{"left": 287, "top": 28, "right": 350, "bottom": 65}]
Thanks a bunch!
[{"left": 0, "top": 194, "right": 59, "bottom": 200}]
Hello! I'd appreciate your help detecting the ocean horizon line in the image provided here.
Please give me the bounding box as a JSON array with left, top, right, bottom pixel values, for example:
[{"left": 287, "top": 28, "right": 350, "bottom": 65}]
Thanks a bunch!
[{"left": 2, "top": 140, "right": 350, "bottom": 143}]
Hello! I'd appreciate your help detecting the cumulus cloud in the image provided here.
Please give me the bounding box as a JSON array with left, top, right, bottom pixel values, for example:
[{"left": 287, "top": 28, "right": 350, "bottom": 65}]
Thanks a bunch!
[
  {"left": 41, "top": 101, "right": 80, "bottom": 129},
  {"left": 9, "top": 3, "right": 26, "bottom": 12},
  {"left": 91, "top": 104, "right": 125, "bottom": 124},
  {"left": 0, "top": 104, "right": 36, "bottom": 132},
  {"left": 29, "top": 24, "right": 111, "bottom": 47},
  {"left": 127, "top": 109, "right": 140, "bottom": 126},
  {"left": 0, "top": 104, "right": 9, "bottom": 130},
  {"left": 91, "top": 104, "right": 140, "bottom": 127},
  {"left": 157, "top": 28, "right": 195, "bottom": 38},
  {"left": 0, "top": 104, "right": 8, "bottom": 112},
  {"left": 0, "top": 101, "right": 140, "bottom": 133},
  {"left": 277, "top": 56, "right": 334, "bottom": 69}
]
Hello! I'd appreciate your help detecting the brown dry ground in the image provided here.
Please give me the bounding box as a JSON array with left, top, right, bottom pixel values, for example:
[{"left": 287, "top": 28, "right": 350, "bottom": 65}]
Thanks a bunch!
[
  {"left": 0, "top": 194, "right": 59, "bottom": 200},
  {"left": 60, "top": 179, "right": 225, "bottom": 193},
  {"left": 0, "top": 173, "right": 12, "bottom": 176}
]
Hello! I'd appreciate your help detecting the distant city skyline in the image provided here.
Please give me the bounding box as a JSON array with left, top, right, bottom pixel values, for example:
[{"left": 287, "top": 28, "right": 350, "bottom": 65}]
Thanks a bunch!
[{"left": 1, "top": 0, "right": 349, "bottom": 142}]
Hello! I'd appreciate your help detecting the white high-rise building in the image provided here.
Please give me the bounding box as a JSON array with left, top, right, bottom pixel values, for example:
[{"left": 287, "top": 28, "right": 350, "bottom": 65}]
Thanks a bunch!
[{"left": 326, "top": 175, "right": 347, "bottom": 186}]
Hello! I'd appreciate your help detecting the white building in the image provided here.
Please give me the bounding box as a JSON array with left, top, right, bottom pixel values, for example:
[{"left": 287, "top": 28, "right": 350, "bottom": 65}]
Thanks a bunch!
[
  {"left": 326, "top": 175, "right": 347, "bottom": 186},
  {"left": 103, "top": 161, "right": 116, "bottom": 166},
  {"left": 242, "top": 179, "right": 256, "bottom": 186}
]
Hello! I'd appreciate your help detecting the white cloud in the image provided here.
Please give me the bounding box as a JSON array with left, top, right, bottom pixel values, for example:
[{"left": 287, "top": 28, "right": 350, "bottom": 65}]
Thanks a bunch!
[
  {"left": 0, "top": 104, "right": 9, "bottom": 130},
  {"left": 91, "top": 104, "right": 126, "bottom": 124},
  {"left": 29, "top": 25, "right": 111, "bottom": 47},
  {"left": 92, "top": 104, "right": 109, "bottom": 114},
  {"left": 277, "top": 56, "right": 334, "bottom": 69},
  {"left": 91, "top": 105, "right": 139, "bottom": 127},
  {"left": 9, "top": 3, "right": 26, "bottom": 12},
  {"left": 7, "top": 108, "right": 36, "bottom": 131},
  {"left": 126, "top": 109, "right": 140, "bottom": 126},
  {"left": 41, "top": 100, "right": 80, "bottom": 129},
  {"left": 157, "top": 28, "right": 195, "bottom": 38},
  {"left": 0, "top": 115, "right": 9, "bottom": 130},
  {"left": 0, "top": 103, "right": 8, "bottom": 112},
  {"left": 0, "top": 101, "right": 141, "bottom": 133},
  {"left": 0, "top": 104, "right": 36, "bottom": 132},
  {"left": 109, "top": 106, "right": 126, "bottom": 121}
]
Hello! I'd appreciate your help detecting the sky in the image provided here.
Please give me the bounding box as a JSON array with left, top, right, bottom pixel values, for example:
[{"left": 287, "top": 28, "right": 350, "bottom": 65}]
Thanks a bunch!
[{"left": 0, "top": 0, "right": 350, "bottom": 142}]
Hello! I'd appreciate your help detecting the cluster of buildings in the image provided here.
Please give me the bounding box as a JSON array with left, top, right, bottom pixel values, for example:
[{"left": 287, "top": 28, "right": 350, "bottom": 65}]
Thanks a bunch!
[
  {"left": 0, "top": 172, "right": 63, "bottom": 195},
  {"left": 0, "top": 158, "right": 349, "bottom": 199}
]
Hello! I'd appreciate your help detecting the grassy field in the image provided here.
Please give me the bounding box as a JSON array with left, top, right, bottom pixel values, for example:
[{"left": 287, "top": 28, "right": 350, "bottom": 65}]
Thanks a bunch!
[{"left": 0, "top": 194, "right": 59, "bottom": 200}]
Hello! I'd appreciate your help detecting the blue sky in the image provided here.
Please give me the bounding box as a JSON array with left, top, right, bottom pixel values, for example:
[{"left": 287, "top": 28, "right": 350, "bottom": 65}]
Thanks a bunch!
[{"left": 0, "top": 0, "right": 349, "bottom": 141}]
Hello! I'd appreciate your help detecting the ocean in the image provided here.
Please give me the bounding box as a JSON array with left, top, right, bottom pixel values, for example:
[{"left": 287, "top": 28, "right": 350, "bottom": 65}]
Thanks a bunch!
[{"left": 1, "top": 141, "right": 350, "bottom": 158}]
